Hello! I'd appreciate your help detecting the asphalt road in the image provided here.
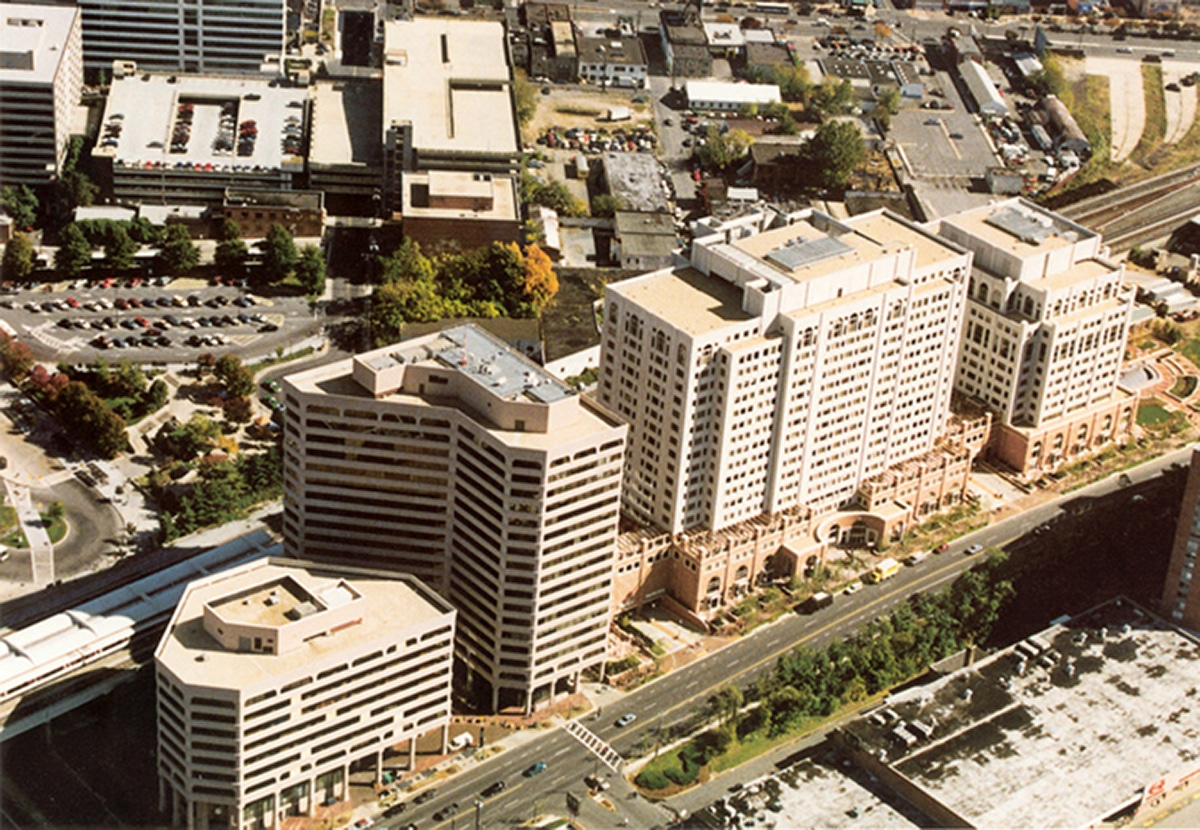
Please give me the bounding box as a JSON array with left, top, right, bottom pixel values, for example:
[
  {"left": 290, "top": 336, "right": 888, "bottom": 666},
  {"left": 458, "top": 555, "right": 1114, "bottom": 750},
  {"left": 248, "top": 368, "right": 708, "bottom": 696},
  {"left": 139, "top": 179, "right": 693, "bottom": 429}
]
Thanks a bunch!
[{"left": 376, "top": 444, "right": 1195, "bottom": 830}]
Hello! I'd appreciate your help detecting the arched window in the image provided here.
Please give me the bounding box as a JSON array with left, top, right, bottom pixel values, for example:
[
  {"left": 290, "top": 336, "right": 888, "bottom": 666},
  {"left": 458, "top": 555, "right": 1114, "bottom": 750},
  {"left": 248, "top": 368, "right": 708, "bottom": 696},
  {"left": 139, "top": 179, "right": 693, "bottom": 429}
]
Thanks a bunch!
[{"left": 706, "top": 577, "right": 721, "bottom": 594}]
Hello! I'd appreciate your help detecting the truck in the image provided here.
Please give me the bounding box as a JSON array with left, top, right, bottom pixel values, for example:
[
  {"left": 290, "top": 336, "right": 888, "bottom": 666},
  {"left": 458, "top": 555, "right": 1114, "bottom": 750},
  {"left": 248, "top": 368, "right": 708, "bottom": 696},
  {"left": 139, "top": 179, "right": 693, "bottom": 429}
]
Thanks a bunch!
[
  {"left": 865, "top": 557, "right": 901, "bottom": 584},
  {"left": 799, "top": 591, "right": 834, "bottom": 614},
  {"left": 573, "top": 154, "right": 590, "bottom": 179},
  {"left": 605, "top": 106, "right": 632, "bottom": 122}
]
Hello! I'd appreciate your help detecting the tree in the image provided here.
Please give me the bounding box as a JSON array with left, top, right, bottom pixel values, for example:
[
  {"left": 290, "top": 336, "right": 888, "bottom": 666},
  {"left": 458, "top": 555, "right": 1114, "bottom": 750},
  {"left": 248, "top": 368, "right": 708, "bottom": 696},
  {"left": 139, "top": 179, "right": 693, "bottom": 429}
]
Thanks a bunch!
[
  {"left": 55, "top": 223, "right": 92, "bottom": 279},
  {"left": 225, "top": 395, "right": 254, "bottom": 424},
  {"left": 214, "top": 355, "right": 256, "bottom": 398},
  {"left": 521, "top": 243, "right": 558, "bottom": 315},
  {"left": 46, "top": 500, "right": 65, "bottom": 521},
  {"left": 169, "top": 413, "right": 221, "bottom": 460},
  {"left": 710, "top": 685, "right": 744, "bottom": 735},
  {"left": 1, "top": 185, "right": 39, "bottom": 229},
  {"left": 149, "top": 378, "right": 170, "bottom": 409},
  {"left": 590, "top": 193, "right": 622, "bottom": 218},
  {"left": 0, "top": 333, "right": 34, "bottom": 382},
  {"left": 295, "top": 245, "right": 327, "bottom": 296},
  {"left": 260, "top": 224, "right": 298, "bottom": 284},
  {"left": 159, "top": 224, "right": 199, "bottom": 273},
  {"left": 770, "top": 64, "right": 812, "bottom": 103},
  {"left": 874, "top": 87, "right": 901, "bottom": 132},
  {"left": 810, "top": 77, "right": 856, "bottom": 115},
  {"left": 214, "top": 219, "right": 248, "bottom": 274},
  {"left": 379, "top": 238, "right": 436, "bottom": 286},
  {"left": 696, "top": 126, "right": 753, "bottom": 172},
  {"left": 2, "top": 232, "right": 36, "bottom": 283},
  {"left": 58, "top": 136, "right": 97, "bottom": 211},
  {"left": 805, "top": 120, "right": 865, "bottom": 191},
  {"left": 520, "top": 173, "right": 587, "bottom": 217},
  {"left": 513, "top": 70, "right": 539, "bottom": 127},
  {"left": 105, "top": 225, "right": 138, "bottom": 271}
]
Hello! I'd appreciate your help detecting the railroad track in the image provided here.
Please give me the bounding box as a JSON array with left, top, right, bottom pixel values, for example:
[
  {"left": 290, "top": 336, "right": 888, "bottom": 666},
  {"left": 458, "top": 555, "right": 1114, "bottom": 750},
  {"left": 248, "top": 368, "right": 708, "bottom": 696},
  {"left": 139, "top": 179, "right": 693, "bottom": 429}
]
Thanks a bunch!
[{"left": 1062, "top": 163, "right": 1200, "bottom": 232}]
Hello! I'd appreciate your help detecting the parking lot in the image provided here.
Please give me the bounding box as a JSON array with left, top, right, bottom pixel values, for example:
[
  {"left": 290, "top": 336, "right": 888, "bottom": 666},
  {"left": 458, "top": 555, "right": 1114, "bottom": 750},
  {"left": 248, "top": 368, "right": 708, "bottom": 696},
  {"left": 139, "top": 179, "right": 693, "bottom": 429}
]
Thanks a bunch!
[
  {"left": 1, "top": 277, "right": 320, "bottom": 364},
  {"left": 890, "top": 72, "right": 1000, "bottom": 180}
]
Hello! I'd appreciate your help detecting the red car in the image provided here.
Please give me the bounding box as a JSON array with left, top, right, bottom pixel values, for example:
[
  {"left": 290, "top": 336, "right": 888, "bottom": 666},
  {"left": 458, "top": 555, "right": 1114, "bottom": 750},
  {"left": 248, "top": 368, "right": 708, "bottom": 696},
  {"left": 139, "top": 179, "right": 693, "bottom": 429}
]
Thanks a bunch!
[
  {"left": 134, "top": 316, "right": 149, "bottom": 327},
  {"left": 934, "top": 542, "right": 950, "bottom": 554},
  {"left": 65, "top": 297, "right": 79, "bottom": 308},
  {"left": 114, "top": 298, "right": 128, "bottom": 309}
]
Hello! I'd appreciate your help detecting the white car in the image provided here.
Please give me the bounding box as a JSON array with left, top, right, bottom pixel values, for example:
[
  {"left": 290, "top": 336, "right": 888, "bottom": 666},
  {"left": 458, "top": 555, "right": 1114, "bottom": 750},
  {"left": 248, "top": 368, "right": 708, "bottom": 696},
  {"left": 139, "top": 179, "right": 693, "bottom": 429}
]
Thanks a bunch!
[{"left": 842, "top": 581, "right": 863, "bottom": 595}]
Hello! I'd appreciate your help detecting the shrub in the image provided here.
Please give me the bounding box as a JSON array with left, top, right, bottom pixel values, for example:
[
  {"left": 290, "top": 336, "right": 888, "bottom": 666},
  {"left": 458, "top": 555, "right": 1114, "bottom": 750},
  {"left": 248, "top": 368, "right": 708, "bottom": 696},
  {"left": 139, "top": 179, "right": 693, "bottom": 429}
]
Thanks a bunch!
[
  {"left": 634, "top": 768, "right": 671, "bottom": 790},
  {"left": 664, "top": 762, "right": 699, "bottom": 786}
]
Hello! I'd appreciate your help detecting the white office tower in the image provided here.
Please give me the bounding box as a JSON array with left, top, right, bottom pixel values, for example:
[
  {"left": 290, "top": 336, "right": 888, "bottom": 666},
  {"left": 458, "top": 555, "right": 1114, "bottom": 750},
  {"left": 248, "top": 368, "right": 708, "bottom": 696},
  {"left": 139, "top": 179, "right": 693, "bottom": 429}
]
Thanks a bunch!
[
  {"left": 935, "top": 199, "right": 1135, "bottom": 475},
  {"left": 75, "top": 0, "right": 285, "bottom": 73},
  {"left": 282, "top": 324, "right": 627, "bottom": 713},
  {"left": 598, "top": 209, "right": 972, "bottom": 534},
  {"left": 155, "top": 558, "right": 455, "bottom": 830},
  {"left": 0, "top": 4, "right": 82, "bottom": 187}
]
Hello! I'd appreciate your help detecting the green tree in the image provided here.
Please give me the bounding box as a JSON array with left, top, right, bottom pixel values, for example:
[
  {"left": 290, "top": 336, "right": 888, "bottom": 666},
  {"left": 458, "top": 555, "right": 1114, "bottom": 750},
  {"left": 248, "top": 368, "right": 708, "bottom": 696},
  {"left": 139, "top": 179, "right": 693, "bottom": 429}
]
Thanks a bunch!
[
  {"left": 874, "top": 87, "right": 901, "bottom": 132},
  {"left": 513, "top": 70, "right": 539, "bottom": 127},
  {"left": 105, "top": 225, "right": 138, "bottom": 271},
  {"left": 520, "top": 173, "right": 587, "bottom": 217},
  {"left": 159, "top": 224, "right": 199, "bottom": 273},
  {"left": 149, "top": 378, "right": 170, "bottom": 409},
  {"left": 46, "top": 500, "right": 65, "bottom": 521},
  {"left": 55, "top": 223, "right": 93, "bottom": 278},
  {"left": 590, "top": 193, "right": 622, "bottom": 218},
  {"left": 295, "top": 245, "right": 327, "bottom": 296},
  {"left": 57, "top": 381, "right": 127, "bottom": 458},
  {"left": 810, "top": 77, "right": 856, "bottom": 115},
  {"left": 379, "top": 238, "right": 436, "bottom": 286},
  {"left": 771, "top": 64, "right": 812, "bottom": 103},
  {"left": 710, "top": 685, "right": 744, "bottom": 734},
  {"left": 696, "top": 126, "right": 753, "bottom": 172},
  {"left": 169, "top": 413, "right": 221, "bottom": 460},
  {"left": 2, "top": 232, "right": 36, "bottom": 283},
  {"left": 2, "top": 185, "right": 39, "bottom": 229},
  {"left": 260, "top": 224, "right": 298, "bottom": 284},
  {"left": 214, "top": 219, "right": 248, "bottom": 274},
  {"left": 57, "top": 136, "right": 98, "bottom": 211},
  {"left": 806, "top": 120, "right": 866, "bottom": 190},
  {"left": 214, "top": 355, "right": 256, "bottom": 398}
]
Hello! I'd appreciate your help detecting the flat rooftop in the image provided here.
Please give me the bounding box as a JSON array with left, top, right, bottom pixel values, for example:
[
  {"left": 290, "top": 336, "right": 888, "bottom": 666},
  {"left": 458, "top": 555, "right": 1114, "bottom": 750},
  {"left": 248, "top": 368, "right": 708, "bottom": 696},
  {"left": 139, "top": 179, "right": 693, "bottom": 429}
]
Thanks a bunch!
[
  {"left": 732, "top": 211, "right": 960, "bottom": 282},
  {"left": 382, "top": 19, "right": 518, "bottom": 157},
  {"left": 843, "top": 599, "right": 1200, "bottom": 828},
  {"left": 403, "top": 171, "right": 518, "bottom": 221},
  {"left": 0, "top": 4, "right": 77, "bottom": 86},
  {"left": 285, "top": 324, "right": 621, "bottom": 447},
  {"left": 942, "top": 199, "right": 1097, "bottom": 259},
  {"left": 309, "top": 80, "right": 383, "bottom": 169},
  {"left": 96, "top": 72, "right": 307, "bottom": 172},
  {"left": 159, "top": 558, "right": 450, "bottom": 688},
  {"left": 608, "top": 266, "right": 751, "bottom": 336},
  {"left": 577, "top": 35, "right": 646, "bottom": 66},
  {"left": 602, "top": 153, "right": 669, "bottom": 213}
]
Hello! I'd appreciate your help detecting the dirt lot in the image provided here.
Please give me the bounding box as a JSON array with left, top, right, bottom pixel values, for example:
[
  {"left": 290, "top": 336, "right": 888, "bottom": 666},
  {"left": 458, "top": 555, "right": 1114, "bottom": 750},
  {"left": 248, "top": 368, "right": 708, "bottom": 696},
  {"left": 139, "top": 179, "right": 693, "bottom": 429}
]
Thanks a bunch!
[{"left": 523, "top": 86, "right": 655, "bottom": 146}]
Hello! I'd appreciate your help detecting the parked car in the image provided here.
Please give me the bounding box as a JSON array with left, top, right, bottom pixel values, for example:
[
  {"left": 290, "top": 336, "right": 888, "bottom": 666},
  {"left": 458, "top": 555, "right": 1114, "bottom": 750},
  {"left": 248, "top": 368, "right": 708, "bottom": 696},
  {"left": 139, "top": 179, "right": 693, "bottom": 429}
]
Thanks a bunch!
[{"left": 413, "top": 789, "right": 436, "bottom": 805}]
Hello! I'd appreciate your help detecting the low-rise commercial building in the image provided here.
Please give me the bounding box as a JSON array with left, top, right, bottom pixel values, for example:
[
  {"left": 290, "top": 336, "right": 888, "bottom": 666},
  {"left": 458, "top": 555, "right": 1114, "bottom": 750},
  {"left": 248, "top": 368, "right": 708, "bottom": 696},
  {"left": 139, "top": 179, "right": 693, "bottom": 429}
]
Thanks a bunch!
[
  {"left": 92, "top": 68, "right": 307, "bottom": 207},
  {"left": 381, "top": 19, "right": 521, "bottom": 213},
  {"left": 660, "top": 10, "right": 712, "bottom": 78},
  {"left": 155, "top": 557, "right": 455, "bottom": 830},
  {"left": 685, "top": 80, "right": 781, "bottom": 112},
  {"left": 833, "top": 599, "right": 1200, "bottom": 828},
  {"left": 576, "top": 35, "right": 647, "bottom": 88},
  {"left": 0, "top": 4, "right": 83, "bottom": 188},
  {"left": 222, "top": 189, "right": 324, "bottom": 238},
  {"left": 282, "top": 325, "right": 627, "bottom": 713},
  {"left": 611, "top": 210, "right": 677, "bottom": 271},
  {"left": 307, "top": 80, "right": 384, "bottom": 215},
  {"left": 958, "top": 59, "right": 1006, "bottom": 116},
  {"left": 401, "top": 170, "right": 521, "bottom": 251},
  {"left": 527, "top": 3, "right": 577, "bottom": 84}
]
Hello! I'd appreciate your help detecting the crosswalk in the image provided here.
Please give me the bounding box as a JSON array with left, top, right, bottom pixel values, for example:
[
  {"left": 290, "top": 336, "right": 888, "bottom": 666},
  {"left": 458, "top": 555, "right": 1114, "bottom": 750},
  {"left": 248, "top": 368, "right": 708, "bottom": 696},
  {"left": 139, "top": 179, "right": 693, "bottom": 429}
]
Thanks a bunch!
[{"left": 563, "top": 719, "right": 624, "bottom": 773}]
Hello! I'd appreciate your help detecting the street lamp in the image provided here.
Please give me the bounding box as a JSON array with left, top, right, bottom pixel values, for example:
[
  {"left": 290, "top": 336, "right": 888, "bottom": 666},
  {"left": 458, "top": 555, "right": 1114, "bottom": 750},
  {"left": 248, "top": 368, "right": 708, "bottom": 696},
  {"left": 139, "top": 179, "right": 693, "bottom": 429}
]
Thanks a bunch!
[{"left": 474, "top": 799, "right": 483, "bottom": 830}]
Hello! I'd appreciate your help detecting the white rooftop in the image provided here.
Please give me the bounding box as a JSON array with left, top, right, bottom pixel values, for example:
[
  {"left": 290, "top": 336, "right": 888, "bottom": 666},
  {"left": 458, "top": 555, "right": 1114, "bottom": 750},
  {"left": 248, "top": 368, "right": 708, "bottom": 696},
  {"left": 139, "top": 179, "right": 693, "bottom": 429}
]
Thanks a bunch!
[
  {"left": 95, "top": 72, "right": 307, "bottom": 173},
  {"left": 309, "top": 80, "right": 383, "bottom": 168},
  {"left": 686, "top": 80, "right": 781, "bottom": 106},
  {"left": 702, "top": 21, "right": 745, "bottom": 47},
  {"left": 382, "top": 18, "right": 518, "bottom": 156},
  {"left": 0, "top": 4, "right": 78, "bottom": 86}
]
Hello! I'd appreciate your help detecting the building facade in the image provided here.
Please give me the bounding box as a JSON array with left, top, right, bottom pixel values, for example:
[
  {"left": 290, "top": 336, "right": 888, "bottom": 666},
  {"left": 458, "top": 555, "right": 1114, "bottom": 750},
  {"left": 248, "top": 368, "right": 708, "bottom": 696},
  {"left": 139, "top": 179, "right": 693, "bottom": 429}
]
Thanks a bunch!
[
  {"left": 598, "top": 208, "right": 972, "bottom": 536},
  {"left": 155, "top": 558, "right": 455, "bottom": 830},
  {"left": 281, "top": 325, "right": 626, "bottom": 713},
  {"left": 73, "top": 0, "right": 284, "bottom": 74},
  {"left": 0, "top": 4, "right": 83, "bottom": 189},
  {"left": 576, "top": 35, "right": 647, "bottom": 88},
  {"left": 1164, "top": 446, "right": 1200, "bottom": 631},
  {"left": 935, "top": 198, "right": 1135, "bottom": 477}
]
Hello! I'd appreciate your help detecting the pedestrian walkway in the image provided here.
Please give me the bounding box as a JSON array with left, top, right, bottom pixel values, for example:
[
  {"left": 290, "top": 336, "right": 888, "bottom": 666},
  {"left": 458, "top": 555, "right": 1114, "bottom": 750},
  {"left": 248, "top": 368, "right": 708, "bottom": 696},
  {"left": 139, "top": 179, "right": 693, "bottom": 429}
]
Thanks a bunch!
[
  {"left": 3, "top": 479, "right": 54, "bottom": 587},
  {"left": 564, "top": 719, "right": 624, "bottom": 772}
]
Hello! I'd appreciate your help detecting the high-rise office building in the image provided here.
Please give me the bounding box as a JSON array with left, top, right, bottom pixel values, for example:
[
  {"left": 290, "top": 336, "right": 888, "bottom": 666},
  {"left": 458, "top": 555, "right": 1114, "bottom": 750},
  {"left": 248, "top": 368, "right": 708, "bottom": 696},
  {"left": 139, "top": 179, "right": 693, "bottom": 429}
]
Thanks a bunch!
[
  {"left": 73, "top": 0, "right": 284, "bottom": 74},
  {"left": 1164, "top": 447, "right": 1200, "bottom": 631},
  {"left": 0, "top": 4, "right": 82, "bottom": 188},
  {"left": 281, "top": 324, "right": 626, "bottom": 713},
  {"left": 598, "top": 208, "right": 972, "bottom": 535},
  {"left": 935, "top": 198, "right": 1136, "bottom": 477},
  {"left": 155, "top": 558, "right": 455, "bottom": 830}
]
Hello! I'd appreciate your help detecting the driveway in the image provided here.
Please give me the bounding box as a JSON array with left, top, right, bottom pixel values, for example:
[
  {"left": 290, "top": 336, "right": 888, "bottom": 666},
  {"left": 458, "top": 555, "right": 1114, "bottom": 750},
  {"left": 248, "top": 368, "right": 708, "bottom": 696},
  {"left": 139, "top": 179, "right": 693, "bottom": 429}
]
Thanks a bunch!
[{"left": 1162, "top": 60, "right": 1200, "bottom": 144}]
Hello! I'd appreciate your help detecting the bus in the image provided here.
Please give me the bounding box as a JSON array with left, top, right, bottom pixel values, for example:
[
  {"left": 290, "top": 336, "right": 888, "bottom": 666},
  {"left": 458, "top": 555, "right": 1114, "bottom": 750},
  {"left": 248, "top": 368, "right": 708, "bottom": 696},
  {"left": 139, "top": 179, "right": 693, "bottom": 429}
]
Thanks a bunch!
[{"left": 865, "top": 557, "right": 901, "bottom": 584}]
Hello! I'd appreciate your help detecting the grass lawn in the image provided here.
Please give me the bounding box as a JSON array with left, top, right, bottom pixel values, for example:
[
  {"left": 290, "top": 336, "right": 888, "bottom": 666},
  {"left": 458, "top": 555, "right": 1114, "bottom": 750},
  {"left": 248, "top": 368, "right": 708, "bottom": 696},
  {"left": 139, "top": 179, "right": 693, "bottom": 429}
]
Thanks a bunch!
[
  {"left": 0, "top": 504, "right": 16, "bottom": 538},
  {"left": 1170, "top": 375, "right": 1198, "bottom": 399},
  {"left": 1063, "top": 74, "right": 1113, "bottom": 192},
  {"left": 1181, "top": 338, "right": 1200, "bottom": 368},
  {"left": 1137, "top": 398, "right": 1174, "bottom": 427},
  {"left": 1, "top": 513, "right": 67, "bottom": 548},
  {"left": 1131, "top": 65, "right": 1167, "bottom": 165}
]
